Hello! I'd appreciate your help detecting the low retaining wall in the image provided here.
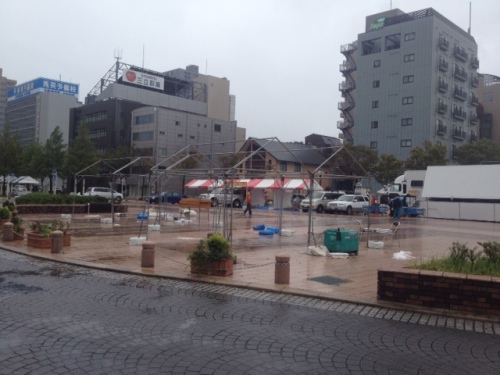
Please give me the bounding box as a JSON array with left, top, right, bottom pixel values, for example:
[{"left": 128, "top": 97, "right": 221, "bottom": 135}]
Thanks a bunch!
[{"left": 378, "top": 267, "right": 500, "bottom": 316}]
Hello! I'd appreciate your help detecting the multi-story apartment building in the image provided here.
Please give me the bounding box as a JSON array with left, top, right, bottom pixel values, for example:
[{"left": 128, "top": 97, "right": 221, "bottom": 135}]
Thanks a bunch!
[
  {"left": 338, "top": 8, "right": 479, "bottom": 161},
  {"left": 477, "top": 74, "right": 500, "bottom": 142},
  {"left": 5, "top": 77, "right": 80, "bottom": 146},
  {"left": 0, "top": 68, "right": 17, "bottom": 128}
]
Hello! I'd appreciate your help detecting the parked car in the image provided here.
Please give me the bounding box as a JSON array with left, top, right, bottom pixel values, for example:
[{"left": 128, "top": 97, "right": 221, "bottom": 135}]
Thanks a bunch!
[
  {"left": 148, "top": 191, "right": 184, "bottom": 204},
  {"left": 84, "top": 187, "right": 124, "bottom": 203},
  {"left": 300, "top": 191, "right": 345, "bottom": 213},
  {"left": 201, "top": 187, "right": 244, "bottom": 208},
  {"left": 326, "top": 194, "right": 369, "bottom": 215}
]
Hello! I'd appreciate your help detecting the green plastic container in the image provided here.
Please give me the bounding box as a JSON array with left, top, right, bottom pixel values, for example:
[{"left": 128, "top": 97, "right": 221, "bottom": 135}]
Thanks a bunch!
[{"left": 323, "top": 228, "right": 359, "bottom": 254}]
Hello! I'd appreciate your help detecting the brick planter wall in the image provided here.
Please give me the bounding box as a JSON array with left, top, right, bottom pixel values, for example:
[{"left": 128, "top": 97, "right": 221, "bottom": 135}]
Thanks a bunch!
[{"left": 378, "top": 267, "right": 500, "bottom": 316}]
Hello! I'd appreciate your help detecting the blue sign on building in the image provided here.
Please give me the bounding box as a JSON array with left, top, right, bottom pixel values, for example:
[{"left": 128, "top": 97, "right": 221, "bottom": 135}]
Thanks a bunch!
[{"left": 7, "top": 78, "right": 79, "bottom": 102}]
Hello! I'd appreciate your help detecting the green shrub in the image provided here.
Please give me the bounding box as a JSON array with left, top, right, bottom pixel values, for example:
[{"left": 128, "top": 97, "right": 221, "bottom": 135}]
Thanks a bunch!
[
  {"left": 410, "top": 241, "right": 500, "bottom": 277},
  {"left": 0, "top": 206, "right": 11, "bottom": 220},
  {"left": 188, "top": 233, "right": 233, "bottom": 263},
  {"left": 15, "top": 192, "right": 107, "bottom": 205}
]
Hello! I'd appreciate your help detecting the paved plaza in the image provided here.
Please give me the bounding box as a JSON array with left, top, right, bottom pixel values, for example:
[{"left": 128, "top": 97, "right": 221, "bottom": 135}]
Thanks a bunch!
[{"left": 2, "top": 201, "right": 500, "bottom": 322}]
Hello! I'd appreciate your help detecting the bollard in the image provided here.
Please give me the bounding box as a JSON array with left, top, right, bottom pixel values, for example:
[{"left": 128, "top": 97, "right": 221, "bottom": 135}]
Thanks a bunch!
[
  {"left": 275, "top": 253, "right": 290, "bottom": 284},
  {"left": 51, "top": 230, "right": 64, "bottom": 254},
  {"left": 3, "top": 222, "right": 14, "bottom": 242},
  {"left": 141, "top": 241, "right": 155, "bottom": 268}
]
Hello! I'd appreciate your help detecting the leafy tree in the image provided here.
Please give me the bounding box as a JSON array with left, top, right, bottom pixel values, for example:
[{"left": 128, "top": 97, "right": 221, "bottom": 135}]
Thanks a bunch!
[
  {"left": 20, "top": 141, "right": 45, "bottom": 180},
  {"left": 0, "top": 122, "right": 22, "bottom": 195},
  {"left": 64, "top": 124, "right": 98, "bottom": 193},
  {"left": 43, "top": 126, "right": 67, "bottom": 191},
  {"left": 336, "top": 144, "right": 379, "bottom": 177},
  {"left": 453, "top": 139, "right": 500, "bottom": 165},
  {"left": 405, "top": 140, "right": 447, "bottom": 170},
  {"left": 373, "top": 154, "right": 404, "bottom": 184}
]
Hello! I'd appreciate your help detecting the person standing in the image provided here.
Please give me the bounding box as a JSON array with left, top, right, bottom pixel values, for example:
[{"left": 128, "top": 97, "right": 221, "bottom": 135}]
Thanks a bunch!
[
  {"left": 243, "top": 189, "right": 252, "bottom": 216},
  {"left": 391, "top": 196, "right": 402, "bottom": 220}
]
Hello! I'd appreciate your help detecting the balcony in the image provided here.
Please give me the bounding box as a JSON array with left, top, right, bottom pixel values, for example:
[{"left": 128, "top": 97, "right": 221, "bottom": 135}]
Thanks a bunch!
[
  {"left": 438, "top": 81, "right": 448, "bottom": 93},
  {"left": 436, "top": 122, "right": 447, "bottom": 136},
  {"left": 470, "top": 75, "right": 479, "bottom": 87},
  {"left": 338, "top": 101, "right": 353, "bottom": 111},
  {"left": 470, "top": 94, "right": 479, "bottom": 106},
  {"left": 339, "top": 61, "right": 356, "bottom": 73},
  {"left": 470, "top": 132, "right": 478, "bottom": 142},
  {"left": 452, "top": 108, "right": 467, "bottom": 121},
  {"left": 341, "top": 41, "right": 358, "bottom": 54},
  {"left": 437, "top": 102, "right": 448, "bottom": 114},
  {"left": 454, "top": 46, "right": 469, "bottom": 62},
  {"left": 339, "top": 81, "right": 355, "bottom": 92},
  {"left": 454, "top": 67, "right": 468, "bottom": 82},
  {"left": 438, "top": 36, "right": 449, "bottom": 51},
  {"left": 453, "top": 88, "right": 467, "bottom": 101},
  {"left": 453, "top": 128, "right": 467, "bottom": 140},
  {"left": 471, "top": 56, "right": 480, "bottom": 69},
  {"left": 469, "top": 113, "right": 478, "bottom": 125},
  {"left": 337, "top": 120, "right": 353, "bottom": 130},
  {"left": 439, "top": 59, "right": 449, "bottom": 72}
]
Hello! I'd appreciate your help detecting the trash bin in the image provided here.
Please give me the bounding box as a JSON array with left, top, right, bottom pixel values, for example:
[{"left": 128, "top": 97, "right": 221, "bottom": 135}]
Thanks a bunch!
[{"left": 323, "top": 228, "right": 359, "bottom": 255}]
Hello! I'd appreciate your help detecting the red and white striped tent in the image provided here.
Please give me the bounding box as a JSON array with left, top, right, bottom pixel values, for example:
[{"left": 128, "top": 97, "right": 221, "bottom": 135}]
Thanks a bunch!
[{"left": 184, "top": 178, "right": 322, "bottom": 191}]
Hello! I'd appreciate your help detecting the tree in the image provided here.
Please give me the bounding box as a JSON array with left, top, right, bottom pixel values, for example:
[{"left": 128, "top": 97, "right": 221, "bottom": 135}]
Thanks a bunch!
[
  {"left": 43, "top": 126, "right": 67, "bottom": 192},
  {"left": 336, "top": 144, "right": 379, "bottom": 177},
  {"left": 0, "top": 122, "right": 22, "bottom": 195},
  {"left": 373, "top": 154, "right": 404, "bottom": 184},
  {"left": 453, "top": 139, "right": 500, "bottom": 165},
  {"left": 20, "top": 141, "right": 45, "bottom": 181},
  {"left": 405, "top": 140, "right": 447, "bottom": 170},
  {"left": 64, "top": 124, "right": 98, "bottom": 193}
]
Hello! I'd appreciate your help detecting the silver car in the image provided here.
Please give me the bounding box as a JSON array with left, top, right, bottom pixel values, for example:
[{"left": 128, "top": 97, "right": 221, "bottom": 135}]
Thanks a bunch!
[{"left": 327, "top": 194, "right": 369, "bottom": 215}]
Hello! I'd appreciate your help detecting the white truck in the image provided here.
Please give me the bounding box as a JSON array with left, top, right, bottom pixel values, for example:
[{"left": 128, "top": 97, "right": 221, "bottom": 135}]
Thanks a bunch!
[{"left": 377, "top": 170, "right": 426, "bottom": 204}]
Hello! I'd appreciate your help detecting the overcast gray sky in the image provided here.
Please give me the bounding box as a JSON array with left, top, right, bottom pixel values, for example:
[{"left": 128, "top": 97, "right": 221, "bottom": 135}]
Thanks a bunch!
[{"left": 2, "top": 0, "right": 498, "bottom": 142}]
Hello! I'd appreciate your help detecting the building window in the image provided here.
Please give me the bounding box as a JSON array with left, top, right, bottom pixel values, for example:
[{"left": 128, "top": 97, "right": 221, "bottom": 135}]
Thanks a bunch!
[
  {"left": 280, "top": 162, "right": 287, "bottom": 172},
  {"left": 385, "top": 34, "right": 401, "bottom": 50},
  {"left": 190, "top": 135, "right": 195, "bottom": 139},
  {"left": 404, "top": 53, "right": 415, "bottom": 62},
  {"left": 132, "top": 131, "right": 154, "bottom": 141},
  {"left": 370, "top": 141, "right": 378, "bottom": 149},
  {"left": 134, "top": 148, "right": 153, "bottom": 156},
  {"left": 362, "top": 38, "right": 381, "bottom": 55},
  {"left": 371, "top": 121, "right": 378, "bottom": 129},
  {"left": 89, "top": 128, "right": 107, "bottom": 139},
  {"left": 483, "top": 92, "right": 493, "bottom": 101},
  {"left": 401, "top": 139, "right": 412, "bottom": 147},
  {"left": 373, "top": 60, "right": 381, "bottom": 68},
  {"left": 158, "top": 148, "right": 167, "bottom": 157},
  {"left": 175, "top": 121, "right": 181, "bottom": 126},
  {"left": 294, "top": 163, "right": 301, "bottom": 172},
  {"left": 404, "top": 32, "right": 416, "bottom": 41},
  {"left": 214, "top": 124, "right": 221, "bottom": 132},
  {"left": 135, "top": 114, "right": 154, "bottom": 125},
  {"left": 177, "top": 134, "right": 183, "bottom": 138},
  {"left": 373, "top": 80, "right": 380, "bottom": 88},
  {"left": 372, "top": 101, "right": 379, "bottom": 108},
  {"left": 403, "top": 75, "right": 414, "bottom": 84},
  {"left": 402, "top": 97, "right": 413, "bottom": 105},
  {"left": 401, "top": 118, "right": 413, "bottom": 126},
  {"left": 78, "top": 111, "right": 108, "bottom": 126}
]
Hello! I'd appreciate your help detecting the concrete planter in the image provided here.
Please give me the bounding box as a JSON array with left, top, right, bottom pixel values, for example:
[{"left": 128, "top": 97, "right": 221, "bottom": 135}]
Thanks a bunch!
[
  {"left": 26, "top": 232, "right": 51, "bottom": 248},
  {"left": 190, "top": 258, "right": 234, "bottom": 276}
]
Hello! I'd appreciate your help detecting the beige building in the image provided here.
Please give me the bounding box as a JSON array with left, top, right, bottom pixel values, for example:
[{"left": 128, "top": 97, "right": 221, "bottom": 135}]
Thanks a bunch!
[
  {"left": 477, "top": 74, "right": 500, "bottom": 142},
  {"left": 0, "top": 68, "right": 17, "bottom": 128}
]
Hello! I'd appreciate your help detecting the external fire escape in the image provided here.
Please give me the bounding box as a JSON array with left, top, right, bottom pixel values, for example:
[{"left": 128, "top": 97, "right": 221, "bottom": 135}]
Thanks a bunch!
[{"left": 338, "top": 41, "right": 357, "bottom": 143}]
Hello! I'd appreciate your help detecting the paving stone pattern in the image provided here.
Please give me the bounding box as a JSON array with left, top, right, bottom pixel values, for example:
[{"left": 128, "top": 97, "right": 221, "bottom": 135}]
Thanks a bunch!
[{"left": 1, "top": 250, "right": 499, "bottom": 375}]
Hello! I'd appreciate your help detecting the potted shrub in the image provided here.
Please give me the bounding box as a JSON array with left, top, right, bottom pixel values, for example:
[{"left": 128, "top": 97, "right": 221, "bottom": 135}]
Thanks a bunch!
[
  {"left": 27, "top": 221, "right": 53, "bottom": 248},
  {"left": 188, "top": 233, "right": 234, "bottom": 276},
  {"left": 10, "top": 215, "right": 25, "bottom": 240},
  {"left": 0, "top": 206, "right": 11, "bottom": 226}
]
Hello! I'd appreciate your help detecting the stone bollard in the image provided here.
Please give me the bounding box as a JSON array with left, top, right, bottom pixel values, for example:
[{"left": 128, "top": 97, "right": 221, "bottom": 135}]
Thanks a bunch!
[
  {"left": 51, "top": 230, "right": 64, "bottom": 254},
  {"left": 141, "top": 241, "right": 155, "bottom": 268},
  {"left": 275, "top": 253, "right": 290, "bottom": 284},
  {"left": 3, "top": 222, "right": 14, "bottom": 242}
]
